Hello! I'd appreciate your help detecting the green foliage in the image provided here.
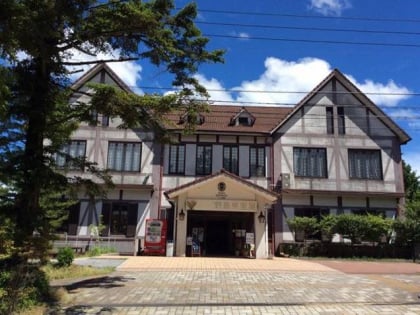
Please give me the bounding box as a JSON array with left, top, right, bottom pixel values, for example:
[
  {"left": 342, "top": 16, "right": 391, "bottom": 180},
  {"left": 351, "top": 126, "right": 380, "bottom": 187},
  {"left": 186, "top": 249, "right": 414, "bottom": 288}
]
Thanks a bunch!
[
  {"left": 0, "top": 0, "right": 223, "bottom": 270},
  {"left": 56, "top": 247, "right": 74, "bottom": 267},
  {"left": 86, "top": 246, "right": 117, "bottom": 257},
  {"left": 393, "top": 200, "right": 420, "bottom": 246},
  {"left": 0, "top": 260, "right": 50, "bottom": 315},
  {"left": 334, "top": 214, "right": 367, "bottom": 244},
  {"left": 363, "top": 215, "right": 392, "bottom": 243},
  {"left": 318, "top": 215, "right": 338, "bottom": 241},
  {"left": 403, "top": 160, "right": 420, "bottom": 202},
  {"left": 287, "top": 216, "right": 319, "bottom": 241}
]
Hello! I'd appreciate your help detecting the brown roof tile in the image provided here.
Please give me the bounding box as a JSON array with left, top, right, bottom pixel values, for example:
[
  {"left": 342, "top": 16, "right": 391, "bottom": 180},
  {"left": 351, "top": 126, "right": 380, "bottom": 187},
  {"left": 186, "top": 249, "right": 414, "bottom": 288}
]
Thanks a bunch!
[{"left": 164, "top": 105, "right": 293, "bottom": 134}]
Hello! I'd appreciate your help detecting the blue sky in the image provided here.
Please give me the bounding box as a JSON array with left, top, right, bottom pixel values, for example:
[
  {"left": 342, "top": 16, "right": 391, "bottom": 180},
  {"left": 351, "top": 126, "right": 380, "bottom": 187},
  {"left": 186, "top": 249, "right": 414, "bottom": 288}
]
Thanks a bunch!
[{"left": 74, "top": 0, "right": 420, "bottom": 174}]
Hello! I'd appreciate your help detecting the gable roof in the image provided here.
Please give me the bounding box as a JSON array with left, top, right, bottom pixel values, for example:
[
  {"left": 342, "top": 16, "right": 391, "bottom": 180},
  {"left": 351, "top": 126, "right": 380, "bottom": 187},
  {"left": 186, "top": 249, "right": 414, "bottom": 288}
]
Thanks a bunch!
[
  {"left": 270, "top": 69, "right": 411, "bottom": 144},
  {"left": 165, "top": 169, "right": 279, "bottom": 201},
  {"left": 165, "top": 105, "right": 293, "bottom": 134},
  {"left": 71, "top": 62, "right": 132, "bottom": 92}
]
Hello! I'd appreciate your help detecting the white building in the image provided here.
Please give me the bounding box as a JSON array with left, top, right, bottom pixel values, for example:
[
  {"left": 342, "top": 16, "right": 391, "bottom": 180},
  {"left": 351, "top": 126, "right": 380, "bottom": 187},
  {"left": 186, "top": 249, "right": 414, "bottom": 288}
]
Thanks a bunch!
[{"left": 56, "top": 64, "right": 410, "bottom": 258}]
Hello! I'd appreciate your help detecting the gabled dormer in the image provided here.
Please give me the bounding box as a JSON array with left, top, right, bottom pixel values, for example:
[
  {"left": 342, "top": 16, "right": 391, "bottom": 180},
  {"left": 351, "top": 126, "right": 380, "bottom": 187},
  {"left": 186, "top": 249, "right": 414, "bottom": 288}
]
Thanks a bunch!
[
  {"left": 178, "top": 112, "right": 205, "bottom": 125},
  {"left": 229, "top": 107, "right": 255, "bottom": 126}
]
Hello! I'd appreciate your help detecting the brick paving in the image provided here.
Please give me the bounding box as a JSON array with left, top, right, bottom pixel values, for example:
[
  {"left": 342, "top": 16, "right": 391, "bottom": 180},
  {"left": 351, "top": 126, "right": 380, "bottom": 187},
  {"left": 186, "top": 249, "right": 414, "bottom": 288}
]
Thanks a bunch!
[{"left": 49, "top": 257, "right": 420, "bottom": 315}]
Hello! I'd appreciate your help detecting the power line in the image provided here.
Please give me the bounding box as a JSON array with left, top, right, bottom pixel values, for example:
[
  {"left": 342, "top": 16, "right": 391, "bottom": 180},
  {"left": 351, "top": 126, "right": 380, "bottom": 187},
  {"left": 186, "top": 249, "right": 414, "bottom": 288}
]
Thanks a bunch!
[
  {"left": 197, "top": 21, "right": 420, "bottom": 37},
  {"left": 204, "top": 33, "right": 420, "bottom": 49},
  {"left": 195, "top": 8, "right": 420, "bottom": 24},
  {"left": 127, "top": 85, "right": 420, "bottom": 98}
]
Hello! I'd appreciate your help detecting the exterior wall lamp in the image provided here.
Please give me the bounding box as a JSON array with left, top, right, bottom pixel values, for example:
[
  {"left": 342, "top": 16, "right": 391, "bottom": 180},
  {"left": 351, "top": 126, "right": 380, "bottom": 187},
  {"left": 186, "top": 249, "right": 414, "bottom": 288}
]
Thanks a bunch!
[
  {"left": 258, "top": 211, "right": 266, "bottom": 224},
  {"left": 178, "top": 209, "right": 185, "bottom": 221}
]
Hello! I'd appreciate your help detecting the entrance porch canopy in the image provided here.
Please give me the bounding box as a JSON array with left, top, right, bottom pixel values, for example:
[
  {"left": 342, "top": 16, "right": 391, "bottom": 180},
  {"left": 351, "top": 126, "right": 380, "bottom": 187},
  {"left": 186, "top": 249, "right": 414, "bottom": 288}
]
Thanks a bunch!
[
  {"left": 166, "top": 169, "right": 279, "bottom": 258},
  {"left": 165, "top": 169, "right": 279, "bottom": 209}
]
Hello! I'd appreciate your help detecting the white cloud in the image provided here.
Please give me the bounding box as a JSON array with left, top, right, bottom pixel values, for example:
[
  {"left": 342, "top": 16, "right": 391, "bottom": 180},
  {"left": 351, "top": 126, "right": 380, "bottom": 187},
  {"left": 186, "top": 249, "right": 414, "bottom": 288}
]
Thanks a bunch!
[
  {"left": 66, "top": 49, "right": 143, "bottom": 94},
  {"left": 195, "top": 57, "right": 411, "bottom": 109},
  {"left": 234, "top": 57, "right": 332, "bottom": 105},
  {"left": 387, "top": 109, "right": 416, "bottom": 120},
  {"left": 346, "top": 76, "right": 411, "bottom": 107},
  {"left": 308, "top": 0, "right": 351, "bottom": 16},
  {"left": 194, "top": 74, "right": 235, "bottom": 104},
  {"left": 229, "top": 31, "right": 250, "bottom": 41}
]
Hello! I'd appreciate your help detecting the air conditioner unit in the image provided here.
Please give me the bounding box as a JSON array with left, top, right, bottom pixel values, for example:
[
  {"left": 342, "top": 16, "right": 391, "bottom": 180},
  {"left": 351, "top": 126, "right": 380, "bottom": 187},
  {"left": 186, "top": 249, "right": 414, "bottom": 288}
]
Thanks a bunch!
[{"left": 281, "top": 173, "right": 290, "bottom": 188}]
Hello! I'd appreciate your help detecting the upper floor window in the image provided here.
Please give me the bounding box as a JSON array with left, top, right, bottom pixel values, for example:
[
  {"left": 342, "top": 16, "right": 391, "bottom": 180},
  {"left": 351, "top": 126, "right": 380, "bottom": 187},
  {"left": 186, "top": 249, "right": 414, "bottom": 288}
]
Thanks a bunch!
[
  {"left": 55, "top": 140, "right": 86, "bottom": 170},
  {"left": 326, "top": 107, "right": 334, "bottom": 134},
  {"left": 348, "top": 149, "right": 382, "bottom": 180},
  {"left": 223, "top": 145, "right": 239, "bottom": 175},
  {"left": 337, "top": 106, "right": 345, "bottom": 135},
  {"left": 169, "top": 144, "right": 185, "bottom": 175},
  {"left": 293, "top": 147, "right": 327, "bottom": 178},
  {"left": 196, "top": 145, "right": 212, "bottom": 175},
  {"left": 107, "top": 142, "right": 141, "bottom": 172},
  {"left": 250, "top": 146, "right": 265, "bottom": 177}
]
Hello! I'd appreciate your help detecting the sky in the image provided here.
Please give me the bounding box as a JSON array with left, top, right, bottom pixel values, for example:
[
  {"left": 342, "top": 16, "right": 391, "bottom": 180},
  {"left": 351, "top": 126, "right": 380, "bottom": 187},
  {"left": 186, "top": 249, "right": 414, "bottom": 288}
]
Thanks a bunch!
[{"left": 73, "top": 0, "right": 420, "bottom": 174}]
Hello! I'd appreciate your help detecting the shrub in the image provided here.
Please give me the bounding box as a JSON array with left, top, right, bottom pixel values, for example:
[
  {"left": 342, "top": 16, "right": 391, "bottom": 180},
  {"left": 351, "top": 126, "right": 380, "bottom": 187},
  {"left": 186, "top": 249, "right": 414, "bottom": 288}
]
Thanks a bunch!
[
  {"left": 287, "top": 216, "right": 318, "bottom": 241},
  {"left": 334, "top": 214, "right": 367, "bottom": 244},
  {"left": 319, "top": 215, "right": 338, "bottom": 242},
  {"left": 0, "top": 260, "right": 50, "bottom": 314},
  {"left": 56, "top": 247, "right": 74, "bottom": 267},
  {"left": 364, "top": 215, "right": 392, "bottom": 244}
]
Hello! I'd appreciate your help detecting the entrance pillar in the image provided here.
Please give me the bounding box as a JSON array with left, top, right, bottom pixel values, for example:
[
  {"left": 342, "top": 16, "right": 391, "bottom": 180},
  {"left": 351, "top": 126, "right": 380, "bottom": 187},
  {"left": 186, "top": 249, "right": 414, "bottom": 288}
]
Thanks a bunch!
[{"left": 254, "top": 205, "right": 268, "bottom": 258}]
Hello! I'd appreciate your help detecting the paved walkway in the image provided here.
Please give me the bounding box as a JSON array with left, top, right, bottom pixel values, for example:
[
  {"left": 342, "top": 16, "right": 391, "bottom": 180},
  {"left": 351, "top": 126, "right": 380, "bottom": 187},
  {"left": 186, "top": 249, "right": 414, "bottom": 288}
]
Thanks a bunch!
[{"left": 49, "top": 257, "right": 420, "bottom": 315}]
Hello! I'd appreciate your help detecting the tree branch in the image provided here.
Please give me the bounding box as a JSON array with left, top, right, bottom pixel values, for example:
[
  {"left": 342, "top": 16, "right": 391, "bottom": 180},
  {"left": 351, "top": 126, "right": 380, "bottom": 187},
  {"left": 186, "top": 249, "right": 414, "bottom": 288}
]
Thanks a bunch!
[{"left": 61, "top": 57, "right": 138, "bottom": 66}]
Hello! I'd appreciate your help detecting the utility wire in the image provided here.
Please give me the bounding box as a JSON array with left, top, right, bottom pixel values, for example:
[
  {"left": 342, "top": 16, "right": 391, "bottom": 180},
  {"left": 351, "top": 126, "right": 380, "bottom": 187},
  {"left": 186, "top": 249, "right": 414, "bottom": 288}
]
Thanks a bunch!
[
  {"left": 115, "top": 85, "right": 419, "bottom": 98},
  {"left": 197, "top": 21, "right": 420, "bottom": 37},
  {"left": 194, "top": 8, "right": 420, "bottom": 24},
  {"left": 204, "top": 33, "right": 420, "bottom": 49}
]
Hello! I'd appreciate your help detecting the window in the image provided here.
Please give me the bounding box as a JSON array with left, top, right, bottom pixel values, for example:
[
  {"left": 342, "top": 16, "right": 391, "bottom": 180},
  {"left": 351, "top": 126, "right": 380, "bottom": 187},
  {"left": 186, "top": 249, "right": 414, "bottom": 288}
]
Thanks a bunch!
[
  {"left": 102, "top": 202, "right": 138, "bottom": 236},
  {"left": 238, "top": 116, "right": 249, "bottom": 126},
  {"left": 223, "top": 146, "right": 239, "bottom": 175},
  {"left": 250, "top": 146, "right": 265, "bottom": 177},
  {"left": 348, "top": 149, "right": 382, "bottom": 180},
  {"left": 169, "top": 144, "right": 185, "bottom": 174},
  {"left": 55, "top": 140, "right": 86, "bottom": 169},
  {"left": 293, "top": 147, "right": 327, "bottom": 178},
  {"left": 326, "top": 107, "right": 334, "bottom": 134},
  {"left": 196, "top": 145, "right": 212, "bottom": 175},
  {"left": 107, "top": 142, "right": 141, "bottom": 171},
  {"left": 337, "top": 106, "right": 345, "bottom": 135},
  {"left": 101, "top": 115, "right": 109, "bottom": 127}
]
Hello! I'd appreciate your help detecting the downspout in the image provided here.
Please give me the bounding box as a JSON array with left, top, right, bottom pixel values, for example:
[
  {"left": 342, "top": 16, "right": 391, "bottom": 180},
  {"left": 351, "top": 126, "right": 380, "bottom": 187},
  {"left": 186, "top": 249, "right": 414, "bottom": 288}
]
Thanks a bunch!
[{"left": 269, "top": 135, "right": 276, "bottom": 256}]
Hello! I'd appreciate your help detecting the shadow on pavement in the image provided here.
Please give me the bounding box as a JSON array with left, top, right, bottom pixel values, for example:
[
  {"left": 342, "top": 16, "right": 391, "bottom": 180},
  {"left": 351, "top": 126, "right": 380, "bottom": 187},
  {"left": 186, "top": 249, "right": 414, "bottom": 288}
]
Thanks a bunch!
[{"left": 65, "top": 275, "right": 135, "bottom": 291}]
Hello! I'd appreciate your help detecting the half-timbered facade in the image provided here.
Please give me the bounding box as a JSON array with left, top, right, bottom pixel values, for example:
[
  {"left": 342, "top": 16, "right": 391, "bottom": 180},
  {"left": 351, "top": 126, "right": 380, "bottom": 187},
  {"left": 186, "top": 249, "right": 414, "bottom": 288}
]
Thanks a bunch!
[
  {"left": 59, "top": 63, "right": 162, "bottom": 254},
  {"left": 57, "top": 65, "right": 410, "bottom": 258}
]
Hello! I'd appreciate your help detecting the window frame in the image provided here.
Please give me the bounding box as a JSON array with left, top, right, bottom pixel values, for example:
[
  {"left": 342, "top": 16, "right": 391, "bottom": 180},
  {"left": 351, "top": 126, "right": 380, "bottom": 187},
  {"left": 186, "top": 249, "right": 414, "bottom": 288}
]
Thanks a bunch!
[
  {"left": 196, "top": 144, "right": 212, "bottom": 175},
  {"left": 348, "top": 149, "right": 382, "bottom": 180},
  {"left": 102, "top": 201, "right": 138, "bottom": 236},
  {"left": 326, "top": 106, "right": 334, "bottom": 134},
  {"left": 223, "top": 145, "right": 239, "bottom": 175},
  {"left": 168, "top": 144, "right": 186, "bottom": 175},
  {"left": 55, "top": 140, "right": 87, "bottom": 170},
  {"left": 249, "top": 146, "right": 266, "bottom": 177},
  {"left": 337, "top": 106, "right": 345, "bottom": 135},
  {"left": 107, "top": 141, "right": 142, "bottom": 172},
  {"left": 293, "top": 147, "right": 328, "bottom": 178}
]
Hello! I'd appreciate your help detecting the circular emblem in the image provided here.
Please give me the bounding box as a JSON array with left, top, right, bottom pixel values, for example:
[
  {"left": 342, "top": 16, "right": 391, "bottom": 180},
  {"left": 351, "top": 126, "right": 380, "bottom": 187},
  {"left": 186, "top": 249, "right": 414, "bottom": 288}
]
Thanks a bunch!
[{"left": 218, "top": 182, "right": 226, "bottom": 192}]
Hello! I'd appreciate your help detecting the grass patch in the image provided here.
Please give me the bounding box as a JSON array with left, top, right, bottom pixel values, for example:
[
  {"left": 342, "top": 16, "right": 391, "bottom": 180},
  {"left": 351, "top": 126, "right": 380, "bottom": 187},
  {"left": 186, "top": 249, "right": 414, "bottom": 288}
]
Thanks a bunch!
[
  {"left": 84, "top": 245, "right": 117, "bottom": 257},
  {"left": 42, "top": 263, "right": 114, "bottom": 281}
]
